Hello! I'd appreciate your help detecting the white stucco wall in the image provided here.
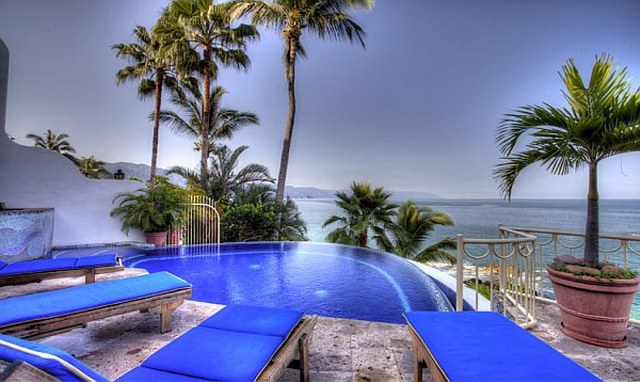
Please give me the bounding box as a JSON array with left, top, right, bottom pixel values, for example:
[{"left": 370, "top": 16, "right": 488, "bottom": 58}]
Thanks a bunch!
[{"left": 0, "top": 40, "right": 143, "bottom": 246}]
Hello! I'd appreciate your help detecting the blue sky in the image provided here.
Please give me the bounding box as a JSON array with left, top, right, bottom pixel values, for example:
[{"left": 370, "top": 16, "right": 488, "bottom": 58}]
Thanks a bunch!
[{"left": 1, "top": 0, "right": 640, "bottom": 198}]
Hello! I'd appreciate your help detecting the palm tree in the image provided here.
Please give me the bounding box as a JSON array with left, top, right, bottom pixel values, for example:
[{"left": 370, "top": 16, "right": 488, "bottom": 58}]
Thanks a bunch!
[
  {"left": 113, "top": 25, "right": 180, "bottom": 187},
  {"left": 495, "top": 54, "right": 640, "bottom": 268},
  {"left": 323, "top": 182, "right": 396, "bottom": 247},
  {"left": 230, "top": 0, "right": 374, "bottom": 204},
  {"left": 169, "top": 145, "right": 272, "bottom": 203},
  {"left": 158, "top": 0, "right": 258, "bottom": 183},
  {"left": 26, "top": 130, "right": 77, "bottom": 162},
  {"left": 375, "top": 201, "right": 456, "bottom": 264},
  {"left": 159, "top": 81, "right": 259, "bottom": 189},
  {"left": 77, "top": 156, "right": 107, "bottom": 179}
]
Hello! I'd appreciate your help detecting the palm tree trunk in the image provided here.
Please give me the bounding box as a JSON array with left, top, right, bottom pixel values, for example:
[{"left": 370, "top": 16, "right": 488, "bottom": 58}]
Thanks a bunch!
[
  {"left": 275, "top": 36, "right": 298, "bottom": 204},
  {"left": 149, "top": 70, "right": 164, "bottom": 188},
  {"left": 200, "top": 46, "right": 212, "bottom": 188},
  {"left": 584, "top": 162, "right": 599, "bottom": 268}
]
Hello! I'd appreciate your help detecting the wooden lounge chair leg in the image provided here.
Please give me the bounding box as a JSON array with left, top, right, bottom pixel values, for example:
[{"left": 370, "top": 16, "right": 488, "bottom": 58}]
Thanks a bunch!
[
  {"left": 298, "top": 333, "right": 309, "bottom": 382},
  {"left": 160, "top": 304, "right": 173, "bottom": 333},
  {"left": 84, "top": 270, "right": 96, "bottom": 284},
  {"left": 414, "top": 358, "right": 425, "bottom": 382}
]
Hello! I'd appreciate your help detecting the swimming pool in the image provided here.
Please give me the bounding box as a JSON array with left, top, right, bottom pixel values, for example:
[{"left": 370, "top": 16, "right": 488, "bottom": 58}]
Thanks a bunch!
[{"left": 59, "top": 242, "right": 454, "bottom": 323}]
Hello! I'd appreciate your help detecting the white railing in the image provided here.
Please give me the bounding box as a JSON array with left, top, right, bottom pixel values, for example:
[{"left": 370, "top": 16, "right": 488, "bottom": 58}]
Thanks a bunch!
[
  {"left": 456, "top": 225, "right": 640, "bottom": 328},
  {"left": 506, "top": 226, "right": 640, "bottom": 324},
  {"left": 456, "top": 226, "right": 538, "bottom": 328}
]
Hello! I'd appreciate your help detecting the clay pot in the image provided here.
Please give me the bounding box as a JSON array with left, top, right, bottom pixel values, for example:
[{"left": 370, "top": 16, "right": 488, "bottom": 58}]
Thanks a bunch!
[
  {"left": 547, "top": 266, "right": 640, "bottom": 348},
  {"left": 144, "top": 231, "right": 167, "bottom": 247}
]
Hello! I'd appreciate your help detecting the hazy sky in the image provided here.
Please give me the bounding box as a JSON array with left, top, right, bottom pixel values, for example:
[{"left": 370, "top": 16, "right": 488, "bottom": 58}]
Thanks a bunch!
[{"left": 1, "top": 0, "right": 640, "bottom": 198}]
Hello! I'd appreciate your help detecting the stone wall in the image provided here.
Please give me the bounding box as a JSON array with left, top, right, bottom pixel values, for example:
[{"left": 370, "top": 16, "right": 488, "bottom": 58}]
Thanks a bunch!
[{"left": 0, "top": 39, "right": 143, "bottom": 247}]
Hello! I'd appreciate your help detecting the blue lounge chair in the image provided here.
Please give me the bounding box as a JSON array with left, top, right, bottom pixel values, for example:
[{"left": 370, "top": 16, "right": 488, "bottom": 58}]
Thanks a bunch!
[
  {"left": 404, "top": 311, "right": 601, "bottom": 382},
  {"left": 0, "top": 254, "right": 124, "bottom": 286},
  {"left": 0, "top": 272, "right": 192, "bottom": 339},
  {"left": 0, "top": 305, "right": 317, "bottom": 382}
]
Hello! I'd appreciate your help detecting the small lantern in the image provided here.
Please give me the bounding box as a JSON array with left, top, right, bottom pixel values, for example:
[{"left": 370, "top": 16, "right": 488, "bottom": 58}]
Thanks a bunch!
[{"left": 114, "top": 169, "right": 125, "bottom": 180}]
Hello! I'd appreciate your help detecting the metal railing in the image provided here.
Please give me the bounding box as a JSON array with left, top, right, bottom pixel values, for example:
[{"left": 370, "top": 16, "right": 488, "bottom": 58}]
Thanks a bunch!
[
  {"left": 166, "top": 195, "right": 220, "bottom": 247},
  {"left": 456, "top": 226, "right": 538, "bottom": 328},
  {"left": 456, "top": 225, "right": 640, "bottom": 328},
  {"left": 507, "top": 226, "right": 640, "bottom": 324}
]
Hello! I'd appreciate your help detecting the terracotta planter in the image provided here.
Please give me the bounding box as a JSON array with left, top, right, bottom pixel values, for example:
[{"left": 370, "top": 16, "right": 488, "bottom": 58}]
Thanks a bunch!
[
  {"left": 547, "top": 266, "right": 640, "bottom": 348},
  {"left": 144, "top": 231, "right": 167, "bottom": 247}
]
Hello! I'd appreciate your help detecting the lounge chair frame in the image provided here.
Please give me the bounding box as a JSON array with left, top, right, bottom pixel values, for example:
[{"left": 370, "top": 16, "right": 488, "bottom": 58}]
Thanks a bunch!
[
  {"left": 0, "top": 288, "right": 192, "bottom": 340},
  {"left": 406, "top": 320, "right": 448, "bottom": 382},
  {"left": 0, "top": 259, "right": 125, "bottom": 287},
  {"left": 258, "top": 315, "right": 318, "bottom": 382}
]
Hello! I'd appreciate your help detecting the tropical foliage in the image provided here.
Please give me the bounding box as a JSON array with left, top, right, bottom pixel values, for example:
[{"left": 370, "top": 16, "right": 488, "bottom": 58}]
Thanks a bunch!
[
  {"left": 111, "top": 177, "right": 189, "bottom": 233},
  {"left": 375, "top": 201, "right": 456, "bottom": 264},
  {"left": 323, "top": 182, "right": 396, "bottom": 247},
  {"left": 158, "top": 80, "right": 259, "bottom": 189},
  {"left": 113, "top": 25, "right": 180, "bottom": 187},
  {"left": 168, "top": 144, "right": 271, "bottom": 203},
  {"left": 221, "top": 188, "right": 307, "bottom": 242},
  {"left": 230, "top": 0, "right": 374, "bottom": 204},
  {"left": 26, "top": 130, "right": 77, "bottom": 162},
  {"left": 77, "top": 156, "right": 109, "bottom": 179},
  {"left": 324, "top": 183, "right": 455, "bottom": 264},
  {"left": 157, "top": 0, "right": 258, "bottom": 182},
  {"left": 495, "top": 54, "right": 640, "bottom": 267}
]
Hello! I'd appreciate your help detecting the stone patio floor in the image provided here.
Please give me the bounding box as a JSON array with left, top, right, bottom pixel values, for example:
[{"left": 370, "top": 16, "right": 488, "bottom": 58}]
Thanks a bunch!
[{"left": 2, "top": 269, "right": 639, "bottom": 381}]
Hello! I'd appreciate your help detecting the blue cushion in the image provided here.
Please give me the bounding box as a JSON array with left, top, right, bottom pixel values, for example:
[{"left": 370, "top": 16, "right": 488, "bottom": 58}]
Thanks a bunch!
[
  {"left": 117, "top": 366, "right": 215, "bottom": 382},
  {"left": 74, "top": 253, "right": 120, "bottom": 268},
  {"left": 0, "top": 272, "right": 191, "bottom": 326},
  {"left": 0, "top": 260, "right": 6, "bottom": 270},
  {"left": 0, "top": 258, "right": 78, "bottom": 276},
  {"left": 199, "top": 305, "right": 303, "bottom": 338},
  {"left": 404, "top": 312, "right": 601, "bottom": 382},
  {"left": 0, "top": 334, "right": 108, "bottom": 382},
  {"left": 141, "top": 326, "right": 283, "bottom": 381}
]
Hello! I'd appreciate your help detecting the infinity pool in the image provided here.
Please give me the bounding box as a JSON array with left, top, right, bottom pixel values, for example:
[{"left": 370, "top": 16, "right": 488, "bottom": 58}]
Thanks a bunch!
[{"left": 61, "top": 242, "right": 454, "bottom": 323}]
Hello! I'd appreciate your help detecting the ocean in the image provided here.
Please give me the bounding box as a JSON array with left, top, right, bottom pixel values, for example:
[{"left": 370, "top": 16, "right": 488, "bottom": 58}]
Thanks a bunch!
[{"left": 296, "top": 198, "right": 640, "bottom": 245}]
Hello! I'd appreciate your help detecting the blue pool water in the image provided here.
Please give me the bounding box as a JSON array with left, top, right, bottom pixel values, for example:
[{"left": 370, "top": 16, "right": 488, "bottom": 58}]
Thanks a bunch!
[{"left": 114, "top": 242, "right": 453, "bottom": 324}]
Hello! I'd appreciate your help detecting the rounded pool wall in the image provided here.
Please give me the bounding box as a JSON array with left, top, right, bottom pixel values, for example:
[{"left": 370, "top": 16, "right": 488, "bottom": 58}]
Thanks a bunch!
[
  {"left": 53, "top": 242, "right": 481, "bottom": 323},
  {"left": 128, "top": 242, "right": 455, "bottom": 323}
]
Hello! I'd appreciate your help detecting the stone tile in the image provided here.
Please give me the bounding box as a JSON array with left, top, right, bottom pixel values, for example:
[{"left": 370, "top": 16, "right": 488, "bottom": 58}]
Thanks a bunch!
[
  {"left": 310, "top": 370, "right": 355, "bottom": 382},
  {"left": 352, "top": 348, "right": 398, "bottom": 379},
  {"left": 310, "top": 348, "right": 352, "bottom": 372}
]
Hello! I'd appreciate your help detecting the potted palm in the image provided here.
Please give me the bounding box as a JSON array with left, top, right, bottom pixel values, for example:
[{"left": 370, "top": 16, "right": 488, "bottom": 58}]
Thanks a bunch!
[
  {"left": 495, "top": 54, "right": 640, "bottom": 348},
  {"left": 111, "top": 176, "right": 188, "bottom": 246}
]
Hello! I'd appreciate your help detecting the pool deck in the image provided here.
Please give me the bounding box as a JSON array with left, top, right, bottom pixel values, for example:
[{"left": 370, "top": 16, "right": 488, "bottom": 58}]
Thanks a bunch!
[{"left": 2, "top": 269, "right": 639, "bottom": 381}]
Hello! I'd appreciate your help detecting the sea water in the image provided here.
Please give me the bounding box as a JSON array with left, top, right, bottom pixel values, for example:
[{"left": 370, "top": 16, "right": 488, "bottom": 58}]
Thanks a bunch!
[{"left": 296, "top": 198, "right": 640, "bottom": 318}]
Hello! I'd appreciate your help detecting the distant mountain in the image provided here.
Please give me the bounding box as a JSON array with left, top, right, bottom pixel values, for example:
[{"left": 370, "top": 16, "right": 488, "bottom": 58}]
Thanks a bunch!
[
  {"left": 285, "top": 186, "right": 442, "bottom": 200},
  {"left": 389, "top": 190, "right": 442, "bottom": 201},
  {"left": 102, "top": 162, "right": 186, "bottom": 186},
  {"left": 285, "top": 186, "right": 335, "bottom": 199},
  {"left": 102, "top": 162, "right": 442, "bottom": 199}
]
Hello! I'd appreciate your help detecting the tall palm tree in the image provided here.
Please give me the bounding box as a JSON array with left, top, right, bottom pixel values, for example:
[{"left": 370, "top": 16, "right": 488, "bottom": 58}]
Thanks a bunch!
[
  {"left": 375, "top": 201, "right": 456, "bottom": 264},
  {"left": 169, "top": 145, "right": 272, "bottom": 203},
  {"left": 495, "top": 54, "right": 640, "bottom": 268},
  {"left": 159, "top": 80, "right": 259, "bottom": 190},
  {"left": 26, "top": 129, "right": 77, "bottom": 162},
  {"left": 323, "top": 182, "right": 396, "bottom": 247},
  {"left": 113, "top": 25, "right": 180, "bottom": 187},
  {"left": 230, "top": 0, "right": 374, "bottom": 204},
  {"left": 159, "top": 0, "right": 258, "bottom": 183}
]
